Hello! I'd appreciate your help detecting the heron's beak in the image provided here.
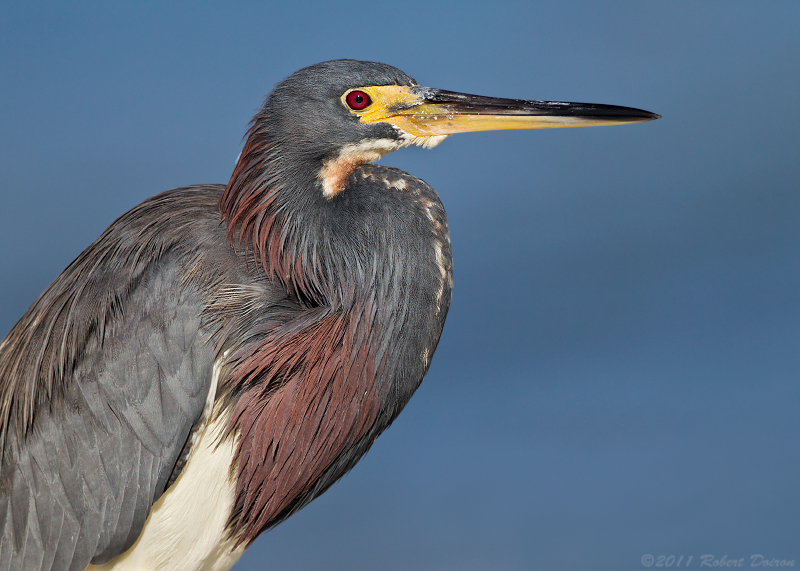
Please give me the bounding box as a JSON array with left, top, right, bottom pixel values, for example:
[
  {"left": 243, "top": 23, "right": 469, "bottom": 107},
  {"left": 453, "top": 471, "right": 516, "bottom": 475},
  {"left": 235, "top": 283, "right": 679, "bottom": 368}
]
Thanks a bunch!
[{"left": 347, "top": 85, "right": 660, "bottom": 136}]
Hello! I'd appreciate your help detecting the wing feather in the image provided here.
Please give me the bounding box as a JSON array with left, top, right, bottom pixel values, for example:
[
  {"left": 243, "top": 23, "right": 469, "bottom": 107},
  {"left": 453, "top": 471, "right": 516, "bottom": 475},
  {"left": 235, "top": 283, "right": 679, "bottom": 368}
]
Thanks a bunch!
[{"left": 0, "top": 185, "right": 275, "bottom": 570}]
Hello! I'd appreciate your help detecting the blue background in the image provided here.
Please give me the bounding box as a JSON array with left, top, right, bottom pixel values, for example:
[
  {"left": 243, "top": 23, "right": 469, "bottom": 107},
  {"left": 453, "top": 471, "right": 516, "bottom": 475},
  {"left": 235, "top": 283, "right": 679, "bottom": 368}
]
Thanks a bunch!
[{"left": 1, "top": 2, "right": 798, "bottom": 569}]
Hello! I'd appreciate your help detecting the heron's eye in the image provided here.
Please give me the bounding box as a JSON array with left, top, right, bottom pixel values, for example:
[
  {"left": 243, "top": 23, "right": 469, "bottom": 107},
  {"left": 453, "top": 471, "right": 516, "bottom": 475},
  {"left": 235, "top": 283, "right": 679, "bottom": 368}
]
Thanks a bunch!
[{"left": 346, "top": 90, "right": 371, "bottom": 110}]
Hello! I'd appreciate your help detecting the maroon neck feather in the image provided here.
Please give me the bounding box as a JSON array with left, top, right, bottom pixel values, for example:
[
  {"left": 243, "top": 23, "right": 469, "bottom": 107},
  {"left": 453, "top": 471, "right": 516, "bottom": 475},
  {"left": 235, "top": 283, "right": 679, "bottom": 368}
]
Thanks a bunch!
[{"left": 219, "top": 115, "right": 289, "bottom": 291}]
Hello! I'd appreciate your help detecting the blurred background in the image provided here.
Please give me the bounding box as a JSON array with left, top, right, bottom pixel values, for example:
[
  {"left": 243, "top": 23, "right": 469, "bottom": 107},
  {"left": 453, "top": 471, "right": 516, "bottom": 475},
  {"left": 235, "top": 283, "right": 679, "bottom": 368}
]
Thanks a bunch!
[{"left": 1, "top": 2, "right": 798, "bottom": 569}]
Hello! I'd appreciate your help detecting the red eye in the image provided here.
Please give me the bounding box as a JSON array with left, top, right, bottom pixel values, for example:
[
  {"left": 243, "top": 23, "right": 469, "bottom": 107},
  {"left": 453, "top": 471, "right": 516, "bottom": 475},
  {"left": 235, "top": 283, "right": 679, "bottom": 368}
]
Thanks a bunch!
[{"left": 346, "top": 90, "right": 371, "bottom": 110}]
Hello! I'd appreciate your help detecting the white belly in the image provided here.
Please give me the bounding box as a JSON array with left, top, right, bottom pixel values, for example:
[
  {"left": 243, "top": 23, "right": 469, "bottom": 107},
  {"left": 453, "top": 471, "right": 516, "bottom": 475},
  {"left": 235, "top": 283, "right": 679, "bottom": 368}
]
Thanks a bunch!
[{"left": 88, "top": 363, "right": 244, "bottom": 571}]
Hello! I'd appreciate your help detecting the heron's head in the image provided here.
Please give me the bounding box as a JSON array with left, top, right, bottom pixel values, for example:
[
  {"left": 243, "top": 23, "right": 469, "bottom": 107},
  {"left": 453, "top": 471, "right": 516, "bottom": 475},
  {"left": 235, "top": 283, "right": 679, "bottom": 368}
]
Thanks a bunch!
[{"left": 255, "top": 59, "right": 660, "bottom": 198}]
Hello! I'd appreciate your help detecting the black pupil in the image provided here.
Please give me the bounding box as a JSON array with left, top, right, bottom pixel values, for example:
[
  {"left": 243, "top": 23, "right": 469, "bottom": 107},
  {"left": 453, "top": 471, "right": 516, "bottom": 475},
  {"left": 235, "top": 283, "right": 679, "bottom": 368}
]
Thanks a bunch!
[{"left": 354, "top": 95, "right": 364, "bottom": 104}]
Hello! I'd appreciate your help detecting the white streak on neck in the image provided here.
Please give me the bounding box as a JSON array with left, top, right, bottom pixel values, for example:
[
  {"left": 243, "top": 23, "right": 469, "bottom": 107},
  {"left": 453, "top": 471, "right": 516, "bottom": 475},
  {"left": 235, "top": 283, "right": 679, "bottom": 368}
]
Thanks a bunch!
[{"left": 318, "top": 133, "right": 449, "bottom": 198}]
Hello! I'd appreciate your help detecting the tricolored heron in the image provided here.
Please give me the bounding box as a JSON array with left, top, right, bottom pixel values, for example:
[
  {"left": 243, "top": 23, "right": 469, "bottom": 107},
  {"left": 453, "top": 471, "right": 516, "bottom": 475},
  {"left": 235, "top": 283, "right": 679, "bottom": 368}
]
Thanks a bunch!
[{"left": 0, "top": 60, "right": 658, "bottom": 570}]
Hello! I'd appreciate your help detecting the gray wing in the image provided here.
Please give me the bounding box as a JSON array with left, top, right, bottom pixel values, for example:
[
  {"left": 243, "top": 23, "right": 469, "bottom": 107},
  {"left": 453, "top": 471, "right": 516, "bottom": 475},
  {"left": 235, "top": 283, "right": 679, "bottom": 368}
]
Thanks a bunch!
[{"left": 0, "top": 187, "right": 228, "bottom": 571}]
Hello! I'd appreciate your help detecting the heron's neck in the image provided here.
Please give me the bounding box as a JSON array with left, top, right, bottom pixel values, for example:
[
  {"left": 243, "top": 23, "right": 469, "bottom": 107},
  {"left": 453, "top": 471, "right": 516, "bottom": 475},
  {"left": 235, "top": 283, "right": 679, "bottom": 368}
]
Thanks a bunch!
[{"left": 219, "top": 134, "right": 453, "bottom": 543}]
